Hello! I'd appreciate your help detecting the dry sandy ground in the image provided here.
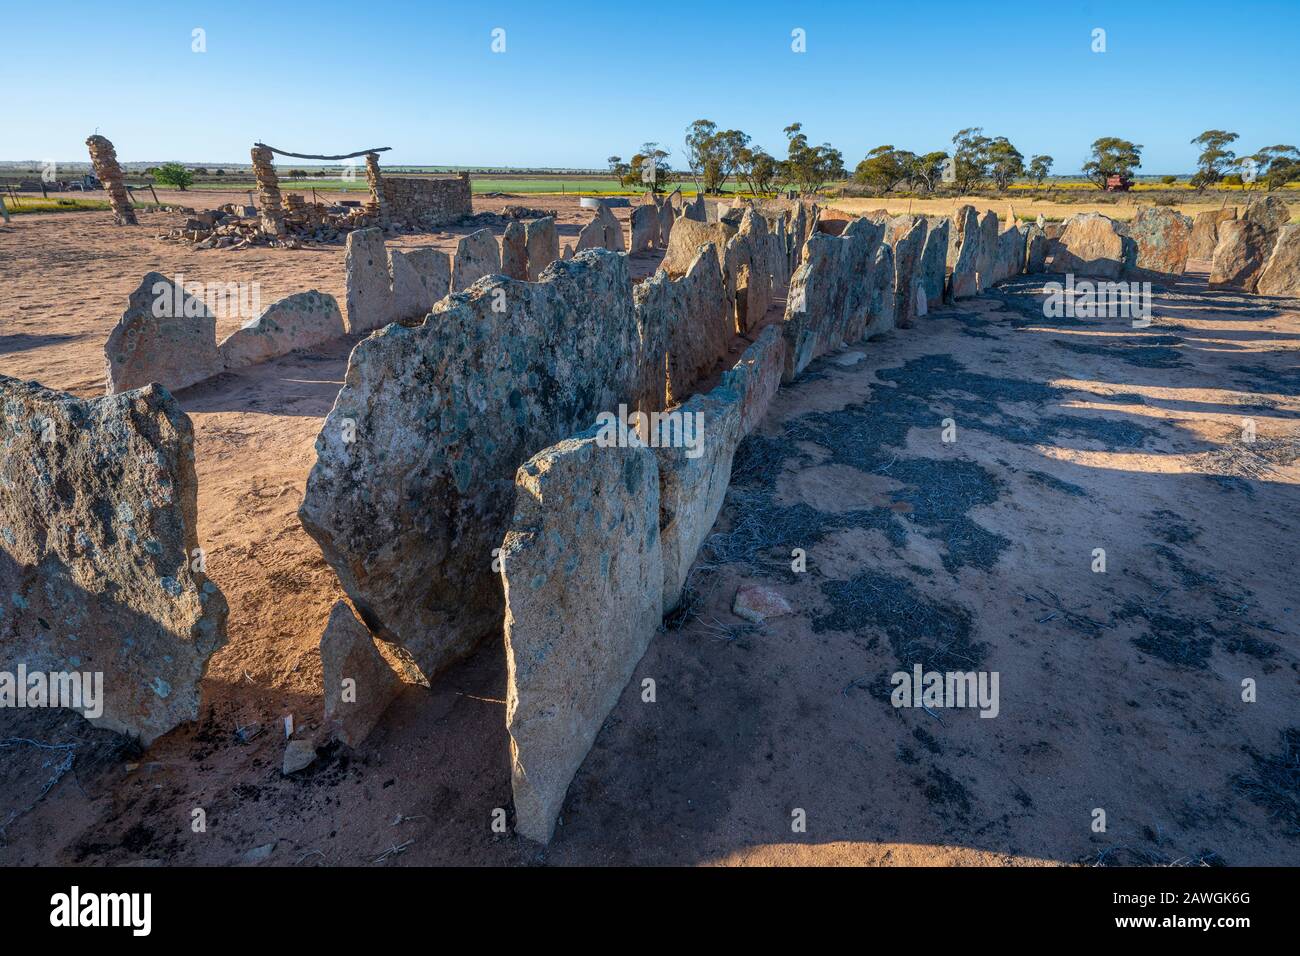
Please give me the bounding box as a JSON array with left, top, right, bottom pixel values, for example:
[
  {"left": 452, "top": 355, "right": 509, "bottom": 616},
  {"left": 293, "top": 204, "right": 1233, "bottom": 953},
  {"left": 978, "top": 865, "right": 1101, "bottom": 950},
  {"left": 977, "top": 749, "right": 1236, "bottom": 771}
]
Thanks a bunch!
[{"left": 0, "top": 208, "right": 1297, "bottom": 867}]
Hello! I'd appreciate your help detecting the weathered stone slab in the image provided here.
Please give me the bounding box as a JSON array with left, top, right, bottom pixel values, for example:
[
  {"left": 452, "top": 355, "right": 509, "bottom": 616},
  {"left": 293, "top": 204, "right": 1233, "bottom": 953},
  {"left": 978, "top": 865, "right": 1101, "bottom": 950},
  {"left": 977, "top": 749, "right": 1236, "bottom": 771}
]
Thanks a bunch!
[
  {"left": 299, "top": 252, "right": 645, "bottom": 678},
  {"left": 501, "top": 220, "right": 528, "bottom": 281},
  {"left": 726, "top": 209, "right": 775, "bottom": 333},
  {"left": 345, "top": 228, "right": 395, "bottom": 333},
  {"left": 502, "top": 431, "right": 662, "bottom": 844},
  {"left": 452, "top": 228, "right": 502, "bottom": 292},
  {"left": 575, "top": 218, "right": 605, "bottom": 252},
  {"left": 840, "top": 217, "right": 885, "bottom": 342},
  {"left": 782, "top": 232, "right": 847, "bottom": 380},
  {"left": 893, "top": 218, "right": 928, "bottom": 326},
  {"left": 656, "top": 197, "right": 675, "bottom": 248},
  {"left": 656, "top": 387, "right": 742, "bottom": 615},
  {"left": 320, "top": 600, "right": 407, "bottom": 748},
  {"left": 950, "top": 209, "right": 981, "bottom": 299},
  {"left": 993, "top": 224, "right": 1027, "bottom": 285},
  {"left": 1025, "top": 224, "right": 1049, "bottom": 273},
  {"left": 662, "top": 218, "right": 736, "bottom": 276},
  {"left": 1189, "top": 208, "right": 1237, "bottom": 260},
  {"left": 630, "top": 203, "right": 659, "bottom": 253},
  {"left": 635, "top": 244, "right": 728, "bottom": 407},
  {"left": 1243, "top": 195, "right": 1290, "bottom": 243},
  {"left": 390, "top": 248, "right": 451, "bottom": 321},
  {"left": 1049, "top": 212, "right": 1128, "bottom": 279},
  {"left": 105, "top": 273, "right": 224, "bottom": 394},
  {"left": 1210, "top": 220, "right": 1271, "bottom": 291},
  {"left": 1256, "top": 223, "right": 1300, "bottom": 296},
  {"left": 1131, "top": 206, "right": 1192, "bottom": 275},
  {"left": 598, "top": 203, "right": 625, "bottom": 252},
  {"left": 219, "top": 290, "right": 344, "bottom": 370},
  {"left": 918, "top": 218, "right": 950, "bottom": 310},
  {"left": 683, "top": 192, "right": 706, "bottom": 222},
  {"left": 721, "top": 323, "right": 788, "bottom": 437},
  {"left": 975, "top": 211, "right": 999, "bottom": 291},
  {"left": 0, "top": 377, "right": 227, "bottom": 744},
  {"left": 866, "top": 242, "right": 898, "bottom": 335},
  {"left": 525, "top": 217, "right": 559, "bottom": 281}
]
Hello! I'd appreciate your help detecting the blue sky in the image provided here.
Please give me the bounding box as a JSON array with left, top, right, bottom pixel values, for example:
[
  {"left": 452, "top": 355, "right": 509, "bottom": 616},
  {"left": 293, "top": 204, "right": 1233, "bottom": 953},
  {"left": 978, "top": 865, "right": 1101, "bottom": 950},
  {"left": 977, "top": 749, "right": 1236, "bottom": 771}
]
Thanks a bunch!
[{"left": 5, "top": 0, "right": 1297, "bottom": 173}]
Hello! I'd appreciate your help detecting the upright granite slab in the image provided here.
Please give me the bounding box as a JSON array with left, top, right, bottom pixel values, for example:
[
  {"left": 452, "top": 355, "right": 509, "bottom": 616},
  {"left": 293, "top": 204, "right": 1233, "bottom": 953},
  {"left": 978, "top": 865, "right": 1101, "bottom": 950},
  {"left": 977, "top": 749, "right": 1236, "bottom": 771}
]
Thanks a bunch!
[
  {"left": 501, "top": 221, "right": 528, "bottom": 280},
  {"left": 917, "top": 218, "right": 950, "bottom": 310},
  {"left": 655, "top": 385, "right": 743, "bottom": 616},
  {"left": 502, "top": 431, "right": 663, "bottom": 844},
  {"left": 1189, "top": 208, "right": 1237, "bottom": 260},
  {"left": 452, "top": 228, "right": 502, "bottom": 292},
  {"left": 345, "top": 228, "right": 396, "bottom": 333},
  {"left": 725, "top": 209, "right": 776, "bottom": 333},
  {"left": 1049, "top": 212, "right": 1128, "bottom": 280},
  {"left": 320, "top": 600, "right": 406, "bottom": 748},
  {"left": 1256, "top": 223, "right": 1300, "bottom": 296},
  {"left": 630, "top": 203, "right": 659, "bottom": 252},
  {"left": 663, "top": 218, "right": 736, "bottom": 276},
  {"left": 105, "top": 273, "right": 224, "bottom": 395},
  {"left": 0, "top": 378, "right": 228, "bottom": 744},
  {"left": 634, "top": 244, "right": 728, "bottom": 407},
  {"left": 218, "top": 290, "right": 345, "bottom": 370},
  {"left": 993, "top": 224, "right": 1027, "bottom": 285},
  {"left": 1209, "top": 220, "right": 1271, "bottom": 291},
  {"left": 866, "top": 243, "right": 898, "bottom": 335},
  {"left": 1025, "top": 224, "right": 1049, "bottom": 273},
  {"left": 975, "top": 211, "right": 999, "bottom": 291},
  {"left": 656, "top": 196, "right": 675, "bottom": 248},
  {"left": 525, "top": 217, "right": 559, "bottom": 281},
  {"left": 1131, "top": 206, "right": 1192, "bottom": 275},
  {"left": 390, "top": 248, "right": 451, "bottom": 322},
  {"left": 950, "top": 208, "right": 981, "bottom": 299},
  {"left": 299, "top": 251, "right": 645, "bottom": 678},
  {"left": 892, "top": 218, "right": 928, "bottom": 326}
]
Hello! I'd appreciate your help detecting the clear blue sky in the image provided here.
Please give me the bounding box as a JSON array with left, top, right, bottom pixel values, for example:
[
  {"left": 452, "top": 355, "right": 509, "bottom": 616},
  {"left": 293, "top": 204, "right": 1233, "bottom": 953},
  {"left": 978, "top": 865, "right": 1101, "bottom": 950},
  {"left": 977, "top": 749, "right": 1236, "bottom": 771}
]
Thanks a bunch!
[{"left": 5, "top": 0, "right": 1297, "bottom": 173}]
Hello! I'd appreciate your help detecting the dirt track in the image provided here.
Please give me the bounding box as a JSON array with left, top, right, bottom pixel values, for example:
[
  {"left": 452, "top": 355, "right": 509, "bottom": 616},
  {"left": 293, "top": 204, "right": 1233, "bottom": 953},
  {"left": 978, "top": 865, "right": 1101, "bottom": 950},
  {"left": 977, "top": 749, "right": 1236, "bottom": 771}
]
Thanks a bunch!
[{"left": 1, "top": 207, "right": 1297, "bottom": 866}]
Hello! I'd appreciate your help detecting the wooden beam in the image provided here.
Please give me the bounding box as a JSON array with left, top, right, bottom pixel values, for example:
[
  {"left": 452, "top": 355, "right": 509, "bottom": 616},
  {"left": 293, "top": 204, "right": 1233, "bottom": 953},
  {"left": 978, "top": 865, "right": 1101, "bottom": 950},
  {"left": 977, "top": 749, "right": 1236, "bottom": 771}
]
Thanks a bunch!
[{"left": 254, "top": 143, "right": 392, "bottom": 161}]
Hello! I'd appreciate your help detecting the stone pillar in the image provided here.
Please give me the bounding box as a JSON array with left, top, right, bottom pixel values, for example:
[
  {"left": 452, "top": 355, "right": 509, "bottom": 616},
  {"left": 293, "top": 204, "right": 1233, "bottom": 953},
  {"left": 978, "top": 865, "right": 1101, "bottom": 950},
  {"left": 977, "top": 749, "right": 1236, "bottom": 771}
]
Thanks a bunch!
[
  {"left": 250, "top": 145, "right": 286, "bottom": 237},
  {"left": 363, "top": 152, "right": 388, "bottom": 224},
  {"left": 85, "top": 135, "right": 136, "bottom": 225}
]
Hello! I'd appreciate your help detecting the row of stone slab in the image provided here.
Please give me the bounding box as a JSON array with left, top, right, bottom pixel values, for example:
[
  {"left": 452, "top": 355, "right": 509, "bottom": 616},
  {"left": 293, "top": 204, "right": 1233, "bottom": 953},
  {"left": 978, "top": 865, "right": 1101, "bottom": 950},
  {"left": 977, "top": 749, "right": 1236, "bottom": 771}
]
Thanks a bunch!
[
  {"left": 344, "top": 218, "right": 562, "bottom": 333},
  {"left": 105, "top": 273, "right": 344, "bottom": 395}
]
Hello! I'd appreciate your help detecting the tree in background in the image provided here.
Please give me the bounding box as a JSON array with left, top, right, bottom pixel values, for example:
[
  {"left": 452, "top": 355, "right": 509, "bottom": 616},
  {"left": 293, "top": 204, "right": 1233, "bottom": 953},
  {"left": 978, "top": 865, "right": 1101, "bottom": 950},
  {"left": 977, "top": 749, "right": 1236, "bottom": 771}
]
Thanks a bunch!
[
  {"left": 1082, "top": 137, "right": 1143, "bottom": 189},
  {"left": 608, "top": 155, "right": 630, "bottom": 183},
  {"left": 1189, "top": 130, "right": 1239, "bottom": 192},
  {"left": 735, "top": 145, "right": 778, "bottom": 195},
  {"left": 1027, "top": 154, "right": 1054, "bottom": 185},
  {"left": 684, "top": 120, "right": 749, "bottom": 194},
  {"left": 624, "top": 143, "right": 673, "bottom": 193},
  {"left": 950, "top": 127, "right": 992, "bottom": 192},
  {"left": 907, "top": 151, "right": 950, "bottom": 192},
  {"left": 986, "top": 137, "right": 1025, "bottom": 191},
  {"left": 1245, "top": 145, "right": 1300, "bottom": 191},
  {"left": 152, "top": 162, "right": 194, "bottom": 191},
  {"left": 779, "top": 123, "right": 844, "bottom": 194},
  {"left": 854, "top": 145, "right": 914, "bottom": 194}
]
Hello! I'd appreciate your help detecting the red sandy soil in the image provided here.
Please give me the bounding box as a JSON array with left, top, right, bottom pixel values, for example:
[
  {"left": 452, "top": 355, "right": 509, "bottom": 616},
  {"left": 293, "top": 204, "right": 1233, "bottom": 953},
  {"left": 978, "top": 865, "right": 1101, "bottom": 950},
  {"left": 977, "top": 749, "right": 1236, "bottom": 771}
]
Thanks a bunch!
[{"left": 0, "top": 205, "right": 1297, "bottom": 866}]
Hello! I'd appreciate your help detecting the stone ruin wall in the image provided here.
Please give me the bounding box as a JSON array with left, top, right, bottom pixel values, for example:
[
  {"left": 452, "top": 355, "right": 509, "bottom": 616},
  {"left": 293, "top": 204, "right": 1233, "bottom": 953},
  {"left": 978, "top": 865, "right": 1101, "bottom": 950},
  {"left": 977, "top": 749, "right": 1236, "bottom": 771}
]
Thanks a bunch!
[{"left": 380, "top": 174, "right": 473, "bottom": 228}]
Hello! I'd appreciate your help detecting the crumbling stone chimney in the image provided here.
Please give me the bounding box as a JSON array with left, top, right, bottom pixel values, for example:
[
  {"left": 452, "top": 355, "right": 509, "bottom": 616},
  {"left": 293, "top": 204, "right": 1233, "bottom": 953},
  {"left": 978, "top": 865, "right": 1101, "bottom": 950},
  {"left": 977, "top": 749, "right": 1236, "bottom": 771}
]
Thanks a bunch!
[
  {"left": 85, "top": 134, "right": 137, "bottom": 225},
  {"left": 364, "top": 151, "right": 387, "bottom": 224},
  {"left": 250, "top": 145, "right": 286, "bottom": 237}
]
